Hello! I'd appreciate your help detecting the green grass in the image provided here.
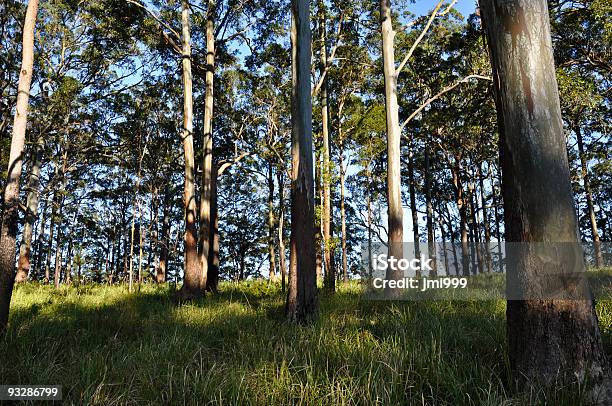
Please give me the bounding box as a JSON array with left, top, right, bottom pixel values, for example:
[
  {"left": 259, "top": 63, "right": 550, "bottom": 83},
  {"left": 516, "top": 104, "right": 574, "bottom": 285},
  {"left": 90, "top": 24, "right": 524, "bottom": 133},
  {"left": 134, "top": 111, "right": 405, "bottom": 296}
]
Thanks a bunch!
[{"left": 2, "top": 281, "right": 612, "bottom": 405}]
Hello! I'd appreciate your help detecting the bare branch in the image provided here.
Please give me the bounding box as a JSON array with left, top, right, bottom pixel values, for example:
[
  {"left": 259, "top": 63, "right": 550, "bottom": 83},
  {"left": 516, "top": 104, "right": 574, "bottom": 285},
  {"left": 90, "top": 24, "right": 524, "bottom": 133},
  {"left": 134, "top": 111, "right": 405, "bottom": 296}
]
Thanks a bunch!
[
  {"left": 400, "top": 74, "right": 492, "bottom": 132},
  {"left": 396, "top": 0, "right": 455, "bottom": 77},
  {"left": 312, "top": 13, "right": 345, "bottom": 97}
]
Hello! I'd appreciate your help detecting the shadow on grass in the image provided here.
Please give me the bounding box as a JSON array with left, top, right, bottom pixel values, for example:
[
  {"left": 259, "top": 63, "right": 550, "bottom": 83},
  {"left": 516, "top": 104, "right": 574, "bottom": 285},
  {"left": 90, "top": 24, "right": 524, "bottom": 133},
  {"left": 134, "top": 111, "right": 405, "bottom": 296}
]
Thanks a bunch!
[{"left": 0, "top": 284, "right": 597, "bottom": 405}]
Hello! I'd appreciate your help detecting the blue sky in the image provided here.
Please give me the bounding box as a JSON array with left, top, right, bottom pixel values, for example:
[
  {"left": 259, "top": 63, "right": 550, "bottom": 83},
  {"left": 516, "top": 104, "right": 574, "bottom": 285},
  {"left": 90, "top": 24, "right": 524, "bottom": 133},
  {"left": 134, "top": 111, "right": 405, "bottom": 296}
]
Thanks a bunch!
[{"left": 409, "top": 0, "right": 477, "bottom": 19}]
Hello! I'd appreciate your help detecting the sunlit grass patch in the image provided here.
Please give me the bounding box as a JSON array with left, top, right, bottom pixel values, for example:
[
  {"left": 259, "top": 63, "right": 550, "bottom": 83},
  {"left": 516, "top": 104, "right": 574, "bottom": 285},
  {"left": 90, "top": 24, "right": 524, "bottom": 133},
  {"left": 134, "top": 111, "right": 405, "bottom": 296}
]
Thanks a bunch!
[{"left": 1, "top": 280, "right": 606, "bottom": 405}]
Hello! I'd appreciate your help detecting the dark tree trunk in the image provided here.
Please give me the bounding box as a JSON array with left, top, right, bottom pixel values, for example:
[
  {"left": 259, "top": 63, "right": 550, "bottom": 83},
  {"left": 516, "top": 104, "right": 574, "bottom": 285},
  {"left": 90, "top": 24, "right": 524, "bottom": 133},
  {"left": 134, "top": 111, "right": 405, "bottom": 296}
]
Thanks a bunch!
[
  {"left": 424, "top": 146, "right": 436, "bottom": 275},
  {"left": 452, "top": 159, "right": 470, "bottom": 275},
  {"left": 445, "top": 204, "right": 460, "bottom": 276},
  {"left": 157, "top": 192, "right": 170, "bottom": 284},
  {"left": 32, "top": 196, "right": 48, "bottom": 280},
  {"left": 479, "top": 164, "right": 493, "bottom": 273},
  {"left": 16, "top": 136, "right": 43, "bottom": 282},
  {"left": 468, "top": 178, "right": 483, "bottom": 274},
  {"left": 490, "top": 168, "right": 504, "bottom": 272},
  {"left": 267, "top": 162, "right": 277, "bottom": 282},
  {"left": 575, "top": 126, "right": 603, "bottom": 268},
  {"left": 481, "top": 0, "right": 608, "bottom": 385},
  {"left": 206, "top": 163, "right": 220, "bottom": 293},
  {"left": 437, "top": 206, "right": 450, "bottom": 275},
  {"left": 277, "top": 168, "right": 287, "bottom": 292}
]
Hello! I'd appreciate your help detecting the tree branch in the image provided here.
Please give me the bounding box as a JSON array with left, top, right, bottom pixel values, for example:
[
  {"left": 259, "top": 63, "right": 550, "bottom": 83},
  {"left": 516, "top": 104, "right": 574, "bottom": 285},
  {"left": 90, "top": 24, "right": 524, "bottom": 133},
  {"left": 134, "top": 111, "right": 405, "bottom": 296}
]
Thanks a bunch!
[
  {"left": 396, "top": 0, "right": 456, "bottom": 77},
  {"left": 400, "top": 74, "right": 492, "bottom": 132}
]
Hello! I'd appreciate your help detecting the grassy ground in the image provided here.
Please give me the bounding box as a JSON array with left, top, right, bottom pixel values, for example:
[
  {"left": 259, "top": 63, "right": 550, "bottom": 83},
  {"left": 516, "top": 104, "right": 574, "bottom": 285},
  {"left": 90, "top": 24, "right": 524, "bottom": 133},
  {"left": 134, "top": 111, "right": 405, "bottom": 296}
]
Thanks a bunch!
[{"left": 2, "top": 281, "right": 612, "bottom": 405}]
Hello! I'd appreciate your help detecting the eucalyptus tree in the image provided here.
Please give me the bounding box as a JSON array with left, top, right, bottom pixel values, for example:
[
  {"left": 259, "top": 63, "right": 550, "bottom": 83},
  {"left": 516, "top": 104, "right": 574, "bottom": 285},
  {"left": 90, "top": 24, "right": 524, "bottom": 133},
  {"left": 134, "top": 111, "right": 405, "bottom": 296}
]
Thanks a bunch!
[
  {"left": 286, "top": 0, "right": 317, "bottom": 323},
  {"left": 0, "top": 0, "right": 39, "bottom": 334},
  {"left": 481, "top": 0, "right": 608, "bottom": 385}
]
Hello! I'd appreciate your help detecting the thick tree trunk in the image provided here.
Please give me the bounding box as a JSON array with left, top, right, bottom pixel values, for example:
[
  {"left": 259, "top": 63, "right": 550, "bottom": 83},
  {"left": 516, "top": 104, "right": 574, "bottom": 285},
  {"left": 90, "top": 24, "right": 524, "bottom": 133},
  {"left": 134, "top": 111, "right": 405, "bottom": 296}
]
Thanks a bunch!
[
  {"left": 575, "top": 126, "right": 603, "bottom": 268},
  {"left": 380, "top": 0, "right": 404, "bottom": 287},
  {"left": 177, "top": 0, "right": 202, "bottom": 300},
  {"left": 16, "top": 136, "right": 43, "bottom": 282},
  {"left": 481, "top": 0, "right": 608, "bottom": 385},
  {"left": 287, "top": 0, "right": 318, "bottom": 323},
  {"left": 199, "top": 0, "right": 216, "bottom": 291},
  {"left": 0, "top": 0, "right": 38, "bottom": 333}
]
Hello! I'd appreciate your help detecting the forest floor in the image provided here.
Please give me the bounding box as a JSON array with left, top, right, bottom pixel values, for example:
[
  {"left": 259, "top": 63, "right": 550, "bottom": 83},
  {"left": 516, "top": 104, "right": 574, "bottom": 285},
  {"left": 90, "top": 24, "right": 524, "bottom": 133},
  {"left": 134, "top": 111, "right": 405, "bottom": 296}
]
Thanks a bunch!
[{"left": 3, "top": 280, "right": 612, "bottom": 405}]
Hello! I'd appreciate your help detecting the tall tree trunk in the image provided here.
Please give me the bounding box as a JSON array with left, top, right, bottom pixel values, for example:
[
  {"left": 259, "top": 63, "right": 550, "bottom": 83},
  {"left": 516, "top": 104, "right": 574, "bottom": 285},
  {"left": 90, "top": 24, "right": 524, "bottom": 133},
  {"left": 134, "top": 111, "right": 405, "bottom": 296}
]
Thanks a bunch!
[
  {"left": 468, "top": 179, "right": 483, "bottom": 274},
  {"left": 16, "top": 135, "right": 43, "bottom": 282},
  {"left": 33, "top": 196, "right": 48, "bottom": 279},
  {"left": 267, "top": 162, "right": 277, "bottom": 281},
  {"left": 53, "top": 202, "right": 63, "bottom": 289},
  {"left": 319, "top": 1, "right": 335, "bottom": 292},
  {"left": 128, "top": 190, "right": 137, "bottom": 292},
  {"left": 479, "top": 164, "right": 493, "bottom": 273},
  {"left": 199, "top": 0, "right": 216, "bottom": 291},
  {"left": 444, "top": 204, "right": 460, "bottom": 275},
  {"left": 437, "top": 206, "right": 450, "bottom": 275},
  {"left": 314, "top": 150, "right": 323, "bottom": 283},
  {"left": 287, "top": 0, "right": 318, "bottom": 323},
  {"left": 481, "top": 0, "right": 608, "bottom": 384},
  {"left": 339, "top": 142, "right": 348, "bottom": 283},
  {"left": 0, "top": 0, "right": 39, "bottom": 334},
  {"left": 366, "top": 164, "right": 373, "bottom": 279},
  {"left": 407, "top": 147, "right": 420, "bottom": 271},
  {"left": 138, "top": 222, "right": 144, "bottom": 286},
  {"left": 452, "top": 159, "right": 470, "bottom": 275},
  {"left": 380, "top": 0, "right": 404, "bottom": 287},
  {"left": 53, "top": 162, "right": 67, "bottom": 289},
  {"left": 575, "top": 126, "right": 603, "bottom": 268},
  {"left": 158, "top": 192, "right": 170, "bottom": 284},
  {"left": 45, "top": 194, "right": 56, "bottom": 284},
  {"left": 277, "top": 168, "right": 287, "bottom": 292},
  {"left": 148, "top": 189, "right": 158, "bottom": 278},
  {"left": 424, "top": 145, "right": 436, "bottom": 275},
  {"left": 206, "top": 163, "right": 220, "bottom": 293},
  {"left": 490, "top": 167, "right": 504, "bottom": 272},
  {"left": 177, "top": 0, "right": 202, "bottom": 300}
]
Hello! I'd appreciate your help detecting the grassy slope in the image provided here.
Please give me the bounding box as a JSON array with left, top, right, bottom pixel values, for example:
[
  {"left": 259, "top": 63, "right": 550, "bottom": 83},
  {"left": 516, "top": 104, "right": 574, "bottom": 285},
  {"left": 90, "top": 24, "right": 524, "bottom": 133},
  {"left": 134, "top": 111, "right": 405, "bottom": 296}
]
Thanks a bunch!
[{"left": 2, "top": 281, "right": 612, "bottom": 405}]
